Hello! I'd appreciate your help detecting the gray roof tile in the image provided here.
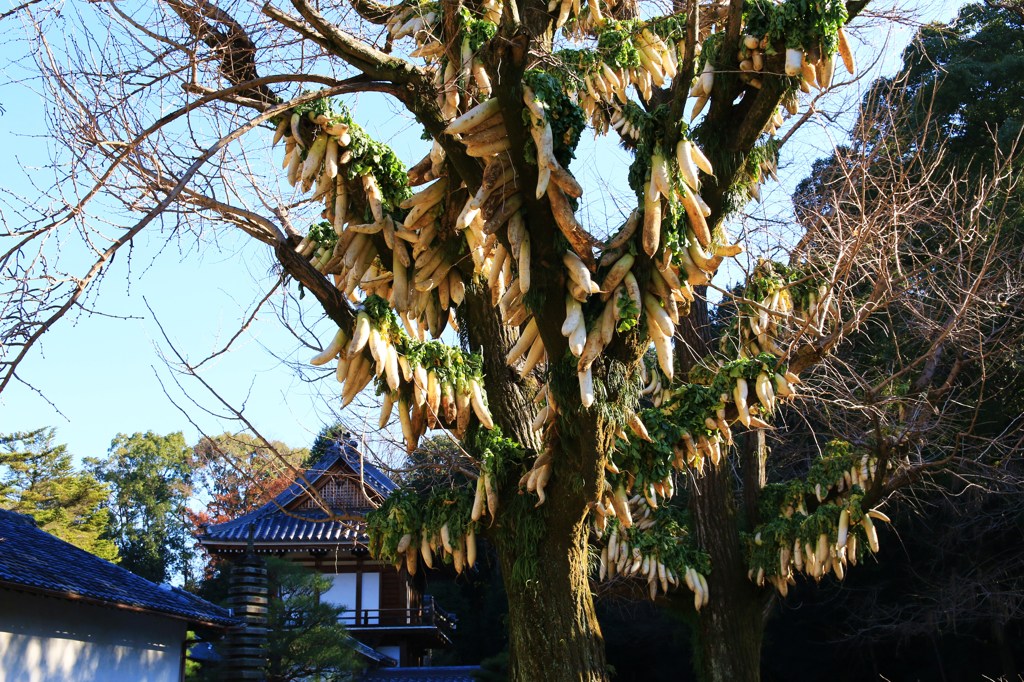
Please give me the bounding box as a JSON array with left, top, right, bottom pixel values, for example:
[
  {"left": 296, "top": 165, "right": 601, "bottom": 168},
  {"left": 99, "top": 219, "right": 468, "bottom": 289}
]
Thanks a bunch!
[
  {"left": 199, "top": 439, "right": 396, "bottom": 548},
  {"left": 0, "top": 509, "right": 239, "bottom": 628}
]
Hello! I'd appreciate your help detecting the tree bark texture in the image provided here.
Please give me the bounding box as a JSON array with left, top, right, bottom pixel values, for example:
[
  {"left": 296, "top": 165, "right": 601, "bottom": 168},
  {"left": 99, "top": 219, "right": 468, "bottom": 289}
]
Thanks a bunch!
[
  {"left": 680, "top": 296, "right": 768, "bottom": 682},
  {"left": 460, "top": 282, "right": 542, "bottom": 451},
  {"left": 462, "top": 278, "right": 610, "bottom": 681},
  {"left": 690, "top": 463, "right": 765, "bottom": 682},
  {"left": 496, "top": 427, "right": 611, "bottom": 682}
]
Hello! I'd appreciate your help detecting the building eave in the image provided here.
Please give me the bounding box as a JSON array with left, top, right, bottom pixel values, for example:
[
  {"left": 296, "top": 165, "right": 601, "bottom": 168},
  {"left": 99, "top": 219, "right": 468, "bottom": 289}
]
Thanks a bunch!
[{"left": 0, "top": 580, "right": 241, "bottom": 629}]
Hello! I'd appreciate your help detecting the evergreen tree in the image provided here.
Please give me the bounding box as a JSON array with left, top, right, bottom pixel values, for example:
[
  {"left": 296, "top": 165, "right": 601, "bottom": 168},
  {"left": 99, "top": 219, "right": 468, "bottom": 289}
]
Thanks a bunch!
[
  {"left": 0, "top": 428, "right": 117, "bottom": 561},
  {"left": 90, "top": 431, "right": 194, "bottom": 584},
  {"left": 306, "top": 422, "right": 350, "bottom": 468},
  {"left": 264, "top": 557, "right": 360, "bottom": 682}
]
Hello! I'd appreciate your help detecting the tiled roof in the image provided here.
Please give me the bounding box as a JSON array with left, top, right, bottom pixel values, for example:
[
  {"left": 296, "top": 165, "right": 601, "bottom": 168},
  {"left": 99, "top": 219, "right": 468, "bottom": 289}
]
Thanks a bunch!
[
  {"left": 359, "top": 666, "right": 481, "bottom": 682},
  {"left": 199, "top": 438, "right": 396, "bottom": 549},
  {"left": 350, "top": 637, "right": 398, "bottom": 665},
  {"left": 0, "top": 509, "right": 239, "bottom": 628},
  {"left": 334, "top": 439, "right": 398, "bottom": 497},
  {"left": 201, "top": 509, "right": 370, "bottom": 545}
]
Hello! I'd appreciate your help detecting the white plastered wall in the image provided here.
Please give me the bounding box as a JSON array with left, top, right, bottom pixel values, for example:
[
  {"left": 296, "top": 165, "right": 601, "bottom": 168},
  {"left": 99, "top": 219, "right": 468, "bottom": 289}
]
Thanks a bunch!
[
  {"left": 0, "top": 588, "right": 186, "bottom": 682},
  {"left": 322, "top": 572, "right": 381, "bottom": 624}
]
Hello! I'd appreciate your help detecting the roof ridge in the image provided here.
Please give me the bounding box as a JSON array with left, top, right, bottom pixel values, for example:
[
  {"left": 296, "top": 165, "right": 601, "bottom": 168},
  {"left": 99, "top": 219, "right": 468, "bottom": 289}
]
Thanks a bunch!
[{"left": 198, "top": 437, "right": 398, "bottom": 545}]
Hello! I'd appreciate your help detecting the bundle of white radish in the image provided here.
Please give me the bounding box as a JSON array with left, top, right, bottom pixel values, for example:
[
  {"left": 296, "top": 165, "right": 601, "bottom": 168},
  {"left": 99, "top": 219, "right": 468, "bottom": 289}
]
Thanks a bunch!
[
  {"left": 583, "top": 62, "right": 631, "bottom": 110},
  {"left": 509, "top": 145, "right": 595, "bottom": 268},
  {"left": 755, "top": 502, "right": 888, "bottom": 592},
  {"left": 522, "top": 87, "right": 584, "bottom": 206},
  {"left": 730, "top": 276, "right": 832, "bottom": 358},
  {"left": 506, "top": 316, "right": 548, "bottom": 380},
  {"left": 312, "top": 313, "right": 497, "bottom": 455},
  {"left": 644, "top": 288, "right": 676, "bottom": 380},
  {"left": 642, "top": 152, "right": 671, "bottom": 257},
  {"left": 581, "top": 28, "right": 678, "bottom": 105},
  {"left": 568, "top": 245, "right": 633, "bottom": 406},
  {"left": 638, "top": 29, "right": 678, "bottom": 81},
  {"left": 596, "top": 525, "right": 703, "bottom": 603},
  {"left": 406, "top": 142, "right": 444, "bottom": 188},
  {"left": 729, "top": 375, "right": 774, "bottom": 430},
  {"left": 446, "top": 97, "right": 510, "bottom": 158},
  {"left": 471, "top": 468, "right": 500, "bottom": 526},
  {"left": 638, "top": 360, "right": 672, "bottom": 408},
  {"left": 399, "top": 366, "right": 495, "bottom": 448},
  {"left": 279, "top": 111, "right": 438, "bottom": 315},
  {"left": 763, "top": 105, "right": 786, "bottom": 139},
  {"left": 409, "top": 522, "right": 473, "bottom": 576},
  {"left": 689, "top": 60, "right": 714, "bottom": 121},
  {"left": 735, "top": 34, "right": 767, "bottom": 89},
  {"left": 793, "top": 282, "right": 838, "bottom": 335},
  {"left": 783, "top": 29, "right": 855, "bottom": 98},
  {"left": 528, "top": 382, "right": 559, "bottom": 433},
  {"left": 564, "top": 250, "right": 600, "bottom": 302},
  {"left": 740, "top": 445, "right": 891, "bottom": 591},
  {"left": 520, "top": 442, "right": 556, "bottom": 507},
  {"left": 386, "top": 7, "right": 439, "bottom": 45},
  {"left": 651, "top": 259, "right": 695, "bottom": 308},
  {"left": 561, "top": 294, "right": 588, "bottom": 357},
  {"left": 606, "top": 107, "right": 643, "bottom": 141},
  {"left": 674, "top": 430, "right": 708, "bottom": 475}
]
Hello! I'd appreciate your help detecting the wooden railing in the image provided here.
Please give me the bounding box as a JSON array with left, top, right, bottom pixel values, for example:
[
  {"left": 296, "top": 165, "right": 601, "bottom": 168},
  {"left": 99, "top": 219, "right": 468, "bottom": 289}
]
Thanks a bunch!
[{"left": 341, "top": 597, "right": 456, "bottom": 633}]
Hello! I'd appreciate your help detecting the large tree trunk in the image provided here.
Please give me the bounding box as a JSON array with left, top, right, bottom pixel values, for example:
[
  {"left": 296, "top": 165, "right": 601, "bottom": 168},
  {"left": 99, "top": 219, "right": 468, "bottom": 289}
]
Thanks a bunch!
[
  {"left": 498, "top": 506, "right": 608, "bottom": 682},
  {"left": 496, "top": 426, "right": 611, "bottom": 682},
  {"left": 679, "top": 294, "right": 769, "bottom": 682},
  {"left": 462, "top": 283, "right": 610, "bottom": 681},
  {"left": 690, "top": 463, "right": 766, "bottom": 682}
]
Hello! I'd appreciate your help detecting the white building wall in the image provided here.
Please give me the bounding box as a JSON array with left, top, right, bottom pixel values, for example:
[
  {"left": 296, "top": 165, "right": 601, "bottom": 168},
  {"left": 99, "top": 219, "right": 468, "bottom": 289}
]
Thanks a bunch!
[
  {"left": 0, "top": 589, "right": 186, "bottom": 682},
  {"left": 322, "top": 572, "right": 380, "bottom": 624}
]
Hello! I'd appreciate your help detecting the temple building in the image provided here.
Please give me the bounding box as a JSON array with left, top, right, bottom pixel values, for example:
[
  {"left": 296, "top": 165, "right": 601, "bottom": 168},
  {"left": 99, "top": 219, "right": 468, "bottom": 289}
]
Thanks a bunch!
[{"left": 196, "top": 435, "right": 457, "bottom": 670}]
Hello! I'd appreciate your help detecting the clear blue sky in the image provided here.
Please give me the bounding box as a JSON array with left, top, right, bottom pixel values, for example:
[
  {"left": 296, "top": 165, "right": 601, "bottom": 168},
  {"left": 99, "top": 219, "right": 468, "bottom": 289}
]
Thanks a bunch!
[{"left": 0, "top": 0, "right": 966, "bottom": 463}]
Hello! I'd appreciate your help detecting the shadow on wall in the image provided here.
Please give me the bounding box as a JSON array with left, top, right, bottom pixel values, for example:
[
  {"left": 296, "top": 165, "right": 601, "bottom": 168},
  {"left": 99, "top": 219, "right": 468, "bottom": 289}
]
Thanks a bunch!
[{"left": 0, "top": 588, "right": 186, "bottom": 682}]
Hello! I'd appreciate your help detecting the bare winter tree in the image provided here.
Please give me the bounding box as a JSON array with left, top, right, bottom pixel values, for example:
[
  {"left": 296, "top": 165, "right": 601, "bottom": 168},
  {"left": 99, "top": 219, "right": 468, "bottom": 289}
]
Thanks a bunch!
[{"left": 2, "top": 0, "right": 1022, "bottom": 680}]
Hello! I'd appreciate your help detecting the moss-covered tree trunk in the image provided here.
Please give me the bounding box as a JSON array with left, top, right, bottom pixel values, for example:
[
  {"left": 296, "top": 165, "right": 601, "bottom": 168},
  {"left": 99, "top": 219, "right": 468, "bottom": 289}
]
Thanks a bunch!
[
  {"left": 463, "top": 281, "right": 611, "bottom": 681},
  {"left": 498, "top": 509, "right": 608, "bottom": 682},
  {"left": 496, "top": 427, "right": 611, "bottom": 682}
]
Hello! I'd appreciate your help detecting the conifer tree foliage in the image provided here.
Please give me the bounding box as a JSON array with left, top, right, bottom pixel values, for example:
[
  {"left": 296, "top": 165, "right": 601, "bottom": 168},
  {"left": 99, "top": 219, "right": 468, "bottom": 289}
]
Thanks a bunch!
[
  {"left": 90, "top": 431, "right": 195, "bottom": 585},
  {"left": 0, "top": 428, "right": 118, "bottom": 561},
  {"left": 4, "top": 0, "right": 1022, "bottom": 679},
  {"left": 264, "top": 557, "right": 360, "bottom": 682}
]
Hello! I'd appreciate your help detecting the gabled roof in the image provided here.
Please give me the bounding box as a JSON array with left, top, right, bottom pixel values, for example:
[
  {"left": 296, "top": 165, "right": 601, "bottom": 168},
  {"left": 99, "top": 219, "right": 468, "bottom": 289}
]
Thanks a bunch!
[
  {"left": 198, "top": 438, "right": 397, "bottom": 551},
  {"left": 262, "top": 437, "right": 397, "bottom": 509},
  {"left": 0, "top": 509, "right": 239, "bottom": 628}
]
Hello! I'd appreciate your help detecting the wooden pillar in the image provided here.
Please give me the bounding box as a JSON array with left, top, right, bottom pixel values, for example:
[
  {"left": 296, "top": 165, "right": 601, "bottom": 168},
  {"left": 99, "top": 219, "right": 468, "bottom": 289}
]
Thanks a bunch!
[{"left": 355, "top": 556, "right": 363, "bottom": 625}]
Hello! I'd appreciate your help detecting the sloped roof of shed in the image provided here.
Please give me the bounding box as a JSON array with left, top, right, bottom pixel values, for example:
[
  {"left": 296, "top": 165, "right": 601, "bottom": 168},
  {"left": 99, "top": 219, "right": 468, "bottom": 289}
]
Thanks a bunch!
[{"left": 0, "top": 509, "right": 239, "bottom": 628}]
